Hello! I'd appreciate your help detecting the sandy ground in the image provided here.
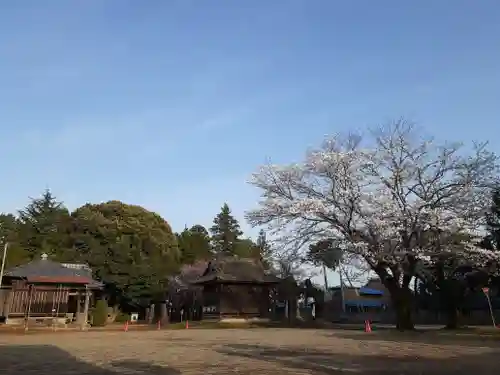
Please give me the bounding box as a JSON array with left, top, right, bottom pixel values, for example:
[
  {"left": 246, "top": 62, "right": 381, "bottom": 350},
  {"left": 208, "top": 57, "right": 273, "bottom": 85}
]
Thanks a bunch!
[{"left": 0, "top": 328, "right": 498, "bottom": 374}]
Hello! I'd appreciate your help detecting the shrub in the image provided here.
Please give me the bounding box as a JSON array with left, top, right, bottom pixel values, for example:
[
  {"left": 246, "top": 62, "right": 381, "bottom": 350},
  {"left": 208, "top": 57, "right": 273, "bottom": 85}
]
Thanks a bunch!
[
  {"left": 115, "top": 312, "right": 130, "bottom": 323},
  {"left": 92, "top": 299, "right": 109, "bottom": 327}
]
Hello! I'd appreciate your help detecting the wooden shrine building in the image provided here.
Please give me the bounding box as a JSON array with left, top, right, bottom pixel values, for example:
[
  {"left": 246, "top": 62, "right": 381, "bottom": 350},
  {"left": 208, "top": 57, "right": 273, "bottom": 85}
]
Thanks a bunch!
[
  {"left": 0, "top": 253, "right": 103, "bottom": 327},
  {"left": 191, "top": 257, "right": 280, "bottom": 321}
]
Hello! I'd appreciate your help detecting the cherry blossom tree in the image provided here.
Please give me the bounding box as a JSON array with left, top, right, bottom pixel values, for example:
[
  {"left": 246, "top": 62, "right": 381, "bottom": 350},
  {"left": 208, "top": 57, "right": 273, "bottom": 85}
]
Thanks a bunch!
[{"left": 245, "top": 120, "right": 500, "bottom": 330}]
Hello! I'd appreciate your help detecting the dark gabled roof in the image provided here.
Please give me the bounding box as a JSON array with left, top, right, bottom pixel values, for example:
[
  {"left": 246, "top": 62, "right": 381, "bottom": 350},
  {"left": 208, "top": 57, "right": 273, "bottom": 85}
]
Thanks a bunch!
[
  {"left": 190, "top": 256, "right": 280, "bottom": 285},
  {"left": 5, "top": 254, "right": 103, "bottom": 289},
  {"left": 168, "top": 261, "right": 208, "bottom": 291}
]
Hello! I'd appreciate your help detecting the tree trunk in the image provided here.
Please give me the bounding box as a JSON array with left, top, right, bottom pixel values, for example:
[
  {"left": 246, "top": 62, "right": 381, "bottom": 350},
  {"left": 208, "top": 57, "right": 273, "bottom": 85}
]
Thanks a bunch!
[
  {"left": 288, "top": 298, "right": 294, "bottom": 323},
  {"left": 445, "top": 308, "right": 460, "bottom": 329},
  {"left": 394, "top": 301, "right": 414, "bottom": 330},
  {"left": 390, "top": 288, "right": 415, "bottom": 331}
]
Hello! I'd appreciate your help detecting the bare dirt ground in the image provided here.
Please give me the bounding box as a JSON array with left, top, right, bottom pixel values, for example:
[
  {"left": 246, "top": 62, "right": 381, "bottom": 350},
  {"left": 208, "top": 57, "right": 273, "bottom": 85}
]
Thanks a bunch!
[{"left": 0, "top": 328, "right": 498, "bottom": 374}]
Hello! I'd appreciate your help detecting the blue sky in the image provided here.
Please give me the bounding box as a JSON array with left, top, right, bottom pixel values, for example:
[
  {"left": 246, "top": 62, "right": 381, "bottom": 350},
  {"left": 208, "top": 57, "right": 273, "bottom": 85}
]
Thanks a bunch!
[{"left": 1, "top": 1, "right": 499, "bottom": 284}]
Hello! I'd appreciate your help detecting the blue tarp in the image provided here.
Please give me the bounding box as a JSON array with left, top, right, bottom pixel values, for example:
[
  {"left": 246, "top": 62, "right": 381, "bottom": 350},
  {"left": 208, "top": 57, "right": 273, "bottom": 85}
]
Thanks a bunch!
[
  {"left": 359, "top": 287, "right": 384, "bottom": 296},
  {"left": 344, "top": 300, "right": 385, "bottom": 308}
]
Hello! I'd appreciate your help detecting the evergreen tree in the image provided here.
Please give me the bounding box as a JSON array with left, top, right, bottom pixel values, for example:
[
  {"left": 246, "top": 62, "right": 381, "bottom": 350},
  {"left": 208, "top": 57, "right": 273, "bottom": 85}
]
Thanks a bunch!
[
  {"left": 190, "top": 224, "right": 209, "bottom": 237},
  {"left": 71, "top": 200, "right": 180, "bottom": 308},
  {"left": 233, "top": 238, "right": 260, "bottom": 259},
  {"left": 177, "top": 225, "right": 212, "bottom": 264},
  {"left": 0, "top": 213, "right": 27, "bottom": 267},
  {"left": 210, "top": 203, "right": 242, "bottom": 255},
  {"left": 307, "top": 238, "right": 343, "bottom": 270},
  {"left": 18, "top": 189, "right": 72, "bottom": 259}
]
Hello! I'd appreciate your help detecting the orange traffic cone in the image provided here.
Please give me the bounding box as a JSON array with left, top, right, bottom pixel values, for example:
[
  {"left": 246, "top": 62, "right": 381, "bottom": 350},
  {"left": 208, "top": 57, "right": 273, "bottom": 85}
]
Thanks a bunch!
[
  {"left": 364, "top": 320, "right": 372, "bottom": 333},
  {"left": 124, "top": 320, "right": 129, "bottom": 332},
  {"left": 185, "top": 320, "right": 189, "bottom": 329}
]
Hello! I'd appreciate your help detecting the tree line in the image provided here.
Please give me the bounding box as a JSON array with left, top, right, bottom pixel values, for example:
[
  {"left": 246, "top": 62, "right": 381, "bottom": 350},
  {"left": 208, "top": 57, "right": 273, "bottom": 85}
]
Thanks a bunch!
[{"left": 0, "top": 193, "right": 272, "bottom": 310}]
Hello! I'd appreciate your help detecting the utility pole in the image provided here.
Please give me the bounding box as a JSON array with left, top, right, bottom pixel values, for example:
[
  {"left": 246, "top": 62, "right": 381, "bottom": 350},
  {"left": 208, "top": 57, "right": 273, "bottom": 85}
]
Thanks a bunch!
[
  {"left": 322, "top": 264, "right": 329, "bottom": 291},
  {"left": 339, "top": 265, "right": 346, "bottom": 313},
  {"left": 0, "top": 242, "right": 9, "bottom": 290}
]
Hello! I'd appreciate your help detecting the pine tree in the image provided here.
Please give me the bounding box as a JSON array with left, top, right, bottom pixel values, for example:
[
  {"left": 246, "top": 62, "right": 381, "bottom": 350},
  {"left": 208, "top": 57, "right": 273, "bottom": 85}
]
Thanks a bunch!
[
  {"left": 210, "top": 203, "right": 242, "bottom": 255},
  {"left": 177, "top": 225, "right": 212, "bottom": 264},
  {"left": 18, "top": 189, "right": 72, "bottom": 259}
]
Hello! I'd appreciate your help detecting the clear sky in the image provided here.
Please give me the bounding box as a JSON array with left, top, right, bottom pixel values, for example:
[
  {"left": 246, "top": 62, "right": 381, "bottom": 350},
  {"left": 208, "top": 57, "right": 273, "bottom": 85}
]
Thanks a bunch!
[{"left": 1, "top": 1, "right": 499, "bottom": 285}]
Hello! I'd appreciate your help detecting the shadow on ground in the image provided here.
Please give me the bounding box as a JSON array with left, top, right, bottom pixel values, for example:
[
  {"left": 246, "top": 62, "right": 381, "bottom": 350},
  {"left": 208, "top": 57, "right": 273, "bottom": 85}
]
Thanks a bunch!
[
  {"left": 0, "top": 345, "right": 180, "bottom": 375},
  {"left": 218, "top": 343, "right": 499, "bottom": 375},
  {"left": 328, "top": 329, "right": 500, "bottom": 348}
]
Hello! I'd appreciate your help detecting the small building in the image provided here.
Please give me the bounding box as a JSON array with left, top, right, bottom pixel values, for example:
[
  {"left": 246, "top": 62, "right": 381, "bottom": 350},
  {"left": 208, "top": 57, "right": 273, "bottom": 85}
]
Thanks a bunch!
[
  {"left": 190, "top": 257, "right": 280, "bottom": 321},
  {"left": 0, "top": 253, "right": 103, "bottom": 326},
  {"left": 342, "top": 287, "right": 388, "bottom": 312},
  {"left": 166, "top": 261, "right": 208, "bottom": 322},
  {"left": 329, "top": 278, "right": 390, "bottom": 315}
]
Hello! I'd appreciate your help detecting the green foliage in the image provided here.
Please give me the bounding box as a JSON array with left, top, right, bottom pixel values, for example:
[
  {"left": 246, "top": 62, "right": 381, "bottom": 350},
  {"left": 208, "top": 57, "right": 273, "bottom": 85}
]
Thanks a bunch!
[
  {"left": 210, "top": 203, "right": 243, "bottom": 255},
  {"left": 233, "top": 238, "right": 260, "bottom": 259},
  {"left": 307, "top": 238, "right": 343, "bottom": 270},
  {"left": 0, "top": 213, "right": 27, "bottom": 267},
  {"left": 177, "top": 225, "right": 212, "bottom": 264},
  {"left": 92, "top": 299, "right": 109, "bottom": 326},
  {"left": 114, "top": 312, "right": 131, "bottom": 323},
  {"left": 71, "top": 200, "right": 180, "bottom": 307},
  {"left": 17, "top": 190, "right": 73, "bottom": 260},
  {"left": 2, "top": 190, "right": 266, "bottom": 314},
  {"left": 189, "top": 224, "right": 209, "bottom": 237}
]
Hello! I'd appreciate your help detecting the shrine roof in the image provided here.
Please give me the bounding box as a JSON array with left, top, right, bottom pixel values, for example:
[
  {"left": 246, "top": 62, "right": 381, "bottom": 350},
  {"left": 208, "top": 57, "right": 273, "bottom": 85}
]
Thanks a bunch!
[
  {"left": 190, "top": 256, "right": 280, "bottom": 285},
  {"left": 4, "top": 253, "right": 103, "bottom": 288}
]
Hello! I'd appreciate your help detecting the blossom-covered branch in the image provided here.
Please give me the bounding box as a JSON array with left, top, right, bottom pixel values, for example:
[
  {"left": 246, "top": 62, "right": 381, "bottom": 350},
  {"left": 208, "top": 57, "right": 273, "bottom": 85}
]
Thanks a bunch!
[{"left": 246, "top": 120, "right": 500, "bottom": 288}]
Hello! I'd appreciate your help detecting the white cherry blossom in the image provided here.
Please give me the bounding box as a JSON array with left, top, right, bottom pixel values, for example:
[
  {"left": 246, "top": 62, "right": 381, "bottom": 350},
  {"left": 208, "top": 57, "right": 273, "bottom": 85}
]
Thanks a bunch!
[{"left": 246, "top": 121, "right": 500, "bottom": 290}]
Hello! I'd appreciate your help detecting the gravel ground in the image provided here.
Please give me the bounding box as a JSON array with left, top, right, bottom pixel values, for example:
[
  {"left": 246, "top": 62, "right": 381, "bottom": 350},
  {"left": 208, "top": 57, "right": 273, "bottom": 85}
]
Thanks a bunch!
[{"left": 0, "top": 328, "right": 498, "bottom": 374}]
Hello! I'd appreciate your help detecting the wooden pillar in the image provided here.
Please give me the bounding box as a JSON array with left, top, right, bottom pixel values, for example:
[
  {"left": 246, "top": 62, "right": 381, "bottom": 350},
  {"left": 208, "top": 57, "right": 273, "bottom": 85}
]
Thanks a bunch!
[
  {"left": 75, "top": 291, "right": 83, "bottom": 323},
  {"left": 1, "top": 288, "right": 14, "bottom": 320},
  {"left": 80, "top": 289, "right": 90, "bottom": 330},
  {"left": 0, "top": 288, "right": 6, "bottom": 316}
]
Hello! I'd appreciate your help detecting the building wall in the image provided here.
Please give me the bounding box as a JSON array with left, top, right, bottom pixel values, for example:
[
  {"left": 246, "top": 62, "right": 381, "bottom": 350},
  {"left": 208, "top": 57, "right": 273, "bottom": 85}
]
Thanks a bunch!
[
  {"left": 327, "top": 278, "right": 500, "bottom": 325},
  {"left": 327, "top": 279, "right": 390, "bottom": 321},
  {"left": 0, "top": 285, "right": 71, "bottom": 317},
  {"left": 329, "top": 282, "right": 390, "bottom": 307},
  {"left": 201, "top": 284, "right": 272, "bottom": 320},
  {"left": 364, "top": 279, "right": 392, "bottom": 305}
]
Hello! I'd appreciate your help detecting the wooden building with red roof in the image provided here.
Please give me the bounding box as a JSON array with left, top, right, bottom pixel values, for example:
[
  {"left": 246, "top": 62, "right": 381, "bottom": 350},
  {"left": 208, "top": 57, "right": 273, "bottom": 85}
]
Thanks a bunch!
[{"left": 0, "top": 253, "right": 103, "bottom": 327}]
